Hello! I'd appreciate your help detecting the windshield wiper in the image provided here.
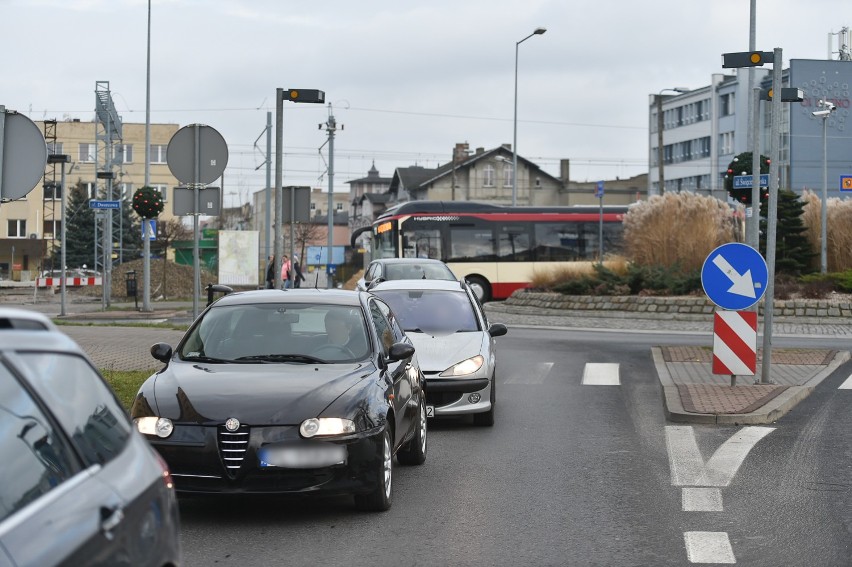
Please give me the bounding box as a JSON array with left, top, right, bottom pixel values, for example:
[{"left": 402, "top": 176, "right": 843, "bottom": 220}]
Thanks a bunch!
[
  {"left": 181, "top": 354, "right": 233, "bottom": 364},
  {"left": 404, "top": 328, "right": 424, "bottom": 333},
  {"left": 234, "top": 354, "right": 328, "bottom": 364}
]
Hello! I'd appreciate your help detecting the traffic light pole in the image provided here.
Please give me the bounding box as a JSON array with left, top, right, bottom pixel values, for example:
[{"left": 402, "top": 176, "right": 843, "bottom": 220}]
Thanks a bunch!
[{"left": 760, "top": 47, "right": 783, "bottom": 385}]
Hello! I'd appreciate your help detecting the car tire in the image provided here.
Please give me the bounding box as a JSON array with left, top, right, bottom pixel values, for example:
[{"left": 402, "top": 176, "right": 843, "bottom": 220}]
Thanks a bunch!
[
  {"left": 397, "top": 399, "right": 427, "bottom": 466},
  {"left": 354, "top": 428, "right": 393, "bottom": 512},
  {"left": 465, "top": 275, "right": 491, "bottom": 303},
  {"left": 472, "top": 378, "right": 495, "bottom": 427}
]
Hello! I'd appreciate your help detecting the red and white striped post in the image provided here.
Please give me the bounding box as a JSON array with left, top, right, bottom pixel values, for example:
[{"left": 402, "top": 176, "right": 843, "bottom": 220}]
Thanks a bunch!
[{"left": 712, "top": 311, "right": 758, "bottom": 384}]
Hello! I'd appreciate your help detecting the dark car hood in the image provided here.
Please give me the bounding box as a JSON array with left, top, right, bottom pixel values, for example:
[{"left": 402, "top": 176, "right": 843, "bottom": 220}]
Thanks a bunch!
[{"left": 152, "top": 360, "right": 375, "bottom": 426}]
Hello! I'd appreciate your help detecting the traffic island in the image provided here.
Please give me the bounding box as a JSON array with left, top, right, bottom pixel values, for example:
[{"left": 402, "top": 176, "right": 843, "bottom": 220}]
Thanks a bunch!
[{"left": 654, "top": 345, "right": 850, "bottom": 425}]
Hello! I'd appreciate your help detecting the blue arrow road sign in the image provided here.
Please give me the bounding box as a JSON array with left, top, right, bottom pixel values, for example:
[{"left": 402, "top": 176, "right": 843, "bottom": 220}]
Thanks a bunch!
[
  {"left": 701, "top": 243, "right": 768, "bottom": 310},
  {"left": 142, "top": 219, "right": 156, "bottom": 241},
  {"left": 733, "top": 174, "right": 769, "bottom": 189},
  {"left": 595, "top": 181, "right": 604, "bottom": 198},
  {"left": 89, "top": 200, "right": 121, "bottom": 210}
]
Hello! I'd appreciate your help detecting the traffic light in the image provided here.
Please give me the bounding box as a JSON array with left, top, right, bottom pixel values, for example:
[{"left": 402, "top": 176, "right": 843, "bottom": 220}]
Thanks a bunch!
[
  {"left": 759, "top": 87, "right": 804, "bottom": 102},
  {"left": 722, "top": 51, "right": 774, "bottom": 68},
  {"left": 286, "top": 89, "right": 325, "bottom": 104}
]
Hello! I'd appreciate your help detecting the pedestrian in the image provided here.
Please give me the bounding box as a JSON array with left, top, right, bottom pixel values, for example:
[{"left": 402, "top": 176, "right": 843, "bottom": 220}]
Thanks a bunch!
[
  {"left": 293, "top": 254, "right": 306, "bottom": 288},
  {"left": 265, "top": 255, "right": 275, "bottom": 289},
  {"left": 281, "top": 255, "right": 292, "bottom": 289}
]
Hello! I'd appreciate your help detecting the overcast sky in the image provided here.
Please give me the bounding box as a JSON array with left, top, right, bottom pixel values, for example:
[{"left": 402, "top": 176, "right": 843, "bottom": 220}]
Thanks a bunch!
[{"left": 3, "top": 0, "right": 848, "bottom": 206}]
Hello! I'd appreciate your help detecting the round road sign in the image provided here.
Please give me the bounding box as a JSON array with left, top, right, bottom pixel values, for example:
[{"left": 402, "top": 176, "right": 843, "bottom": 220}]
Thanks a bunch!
[
  {"left": 1, "top": 110, "right": 47, "bottom": 200},
  {"left": 166, "top": 124, "right": 228, "bottom": 185}
]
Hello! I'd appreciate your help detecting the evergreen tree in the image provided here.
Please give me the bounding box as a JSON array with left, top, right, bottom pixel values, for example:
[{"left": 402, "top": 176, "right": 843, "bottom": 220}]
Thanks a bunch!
[
  {"left": 116, "top": 197, "right": 142, "bottom": 263},
  {"left": 51, "top": 180, "right": 97, "bottom": 269},
  {"left": 760, "top": 189, "right": 814, "bottom": 276}
]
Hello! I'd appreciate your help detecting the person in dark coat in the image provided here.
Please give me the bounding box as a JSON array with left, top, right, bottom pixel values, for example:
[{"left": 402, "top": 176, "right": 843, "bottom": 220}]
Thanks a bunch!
[
  {"left": 265, "top": 255, "right": 275, "bottom": 289},
  {"left": 293, "top": 254, "right": 306, "bottom": 288}
]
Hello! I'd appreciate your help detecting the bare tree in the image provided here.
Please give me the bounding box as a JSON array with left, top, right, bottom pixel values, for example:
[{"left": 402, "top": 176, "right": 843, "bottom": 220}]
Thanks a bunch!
[
  {"left": 154, "top": 218, "right": 192, "bottom": 299},
  {"left": 289, "top": 221, "right": 325, "bottom": 267}
]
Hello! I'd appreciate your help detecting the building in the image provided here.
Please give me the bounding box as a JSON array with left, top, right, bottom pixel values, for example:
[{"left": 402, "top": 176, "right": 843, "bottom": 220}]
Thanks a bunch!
[
  {"left": 347, "top": 163, "right": 392, "bottom": 234},
  {"left": 649, "top": 57, "right": 852, "bottom": 199},
  {"left": 0, "top": 118, "right": 181, "bottom": 280}
]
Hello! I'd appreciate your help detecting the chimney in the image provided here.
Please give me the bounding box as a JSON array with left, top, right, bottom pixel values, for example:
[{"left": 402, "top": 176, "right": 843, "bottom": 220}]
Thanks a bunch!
[
  {"left": 453, "top": 142, "right": 470, "bottom": 164},
  {"left": 475, "top": 147, "right": 485, "bottom": 155},
  {"left": 560, "top": 159, "right": 570, "bottom": 183}
]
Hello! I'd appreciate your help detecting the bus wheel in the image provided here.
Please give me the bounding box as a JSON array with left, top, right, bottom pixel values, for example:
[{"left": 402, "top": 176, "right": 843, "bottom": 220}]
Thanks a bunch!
[{"left": 465, "top": 275, "right": 491, "bottom": 303}]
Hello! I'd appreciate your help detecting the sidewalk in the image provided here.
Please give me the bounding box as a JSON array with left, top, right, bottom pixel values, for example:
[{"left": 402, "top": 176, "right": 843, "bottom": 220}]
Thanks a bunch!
[{"left": 484, "top": 301, "right": 852, "bottom": 425}]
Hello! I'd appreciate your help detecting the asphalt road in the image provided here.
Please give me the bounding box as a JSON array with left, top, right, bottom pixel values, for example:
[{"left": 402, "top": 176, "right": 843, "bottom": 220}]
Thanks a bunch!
[{"left": 126, "top": 326, "right": 845, "bottom": 567}]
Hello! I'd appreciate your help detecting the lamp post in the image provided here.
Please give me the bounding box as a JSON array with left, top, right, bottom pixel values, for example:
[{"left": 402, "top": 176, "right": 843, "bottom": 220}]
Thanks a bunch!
[
  {"left": 47, "top": 153, "right": 70, "bottom": 316},
  {"left": 813, "top": 99, "right": 836, "bottom": 273},
  {"left": 512, "top": 27, "right": 546, "bottom": 207},
  {"left": 655, "top": 88, "right": 690, "bottom": 194}
]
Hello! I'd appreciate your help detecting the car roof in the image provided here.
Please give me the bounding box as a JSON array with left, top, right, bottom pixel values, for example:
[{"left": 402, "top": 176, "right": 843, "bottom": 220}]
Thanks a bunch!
[
  {"left": 0, "top": 307, "right": 86, "bottom": 353},
  {"left": 209, "top": 288, "right": 369, "bottom": 308},
  {"left": 367, "top": 279, "right": 469, "bottom": 293},
  {"left": 369, "top": 258, "right": 450, "bottom": 266}
]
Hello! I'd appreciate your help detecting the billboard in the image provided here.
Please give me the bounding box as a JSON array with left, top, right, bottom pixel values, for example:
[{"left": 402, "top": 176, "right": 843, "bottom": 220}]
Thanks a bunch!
[
  {"left": 306, "top": 246, "right": 345, "bottom": 266},
  {"left": 788, "top": 59, "right": 852, "bottom": 193},
  {"left": 218, "top": 231, "right": 259, "bottom": 285}
]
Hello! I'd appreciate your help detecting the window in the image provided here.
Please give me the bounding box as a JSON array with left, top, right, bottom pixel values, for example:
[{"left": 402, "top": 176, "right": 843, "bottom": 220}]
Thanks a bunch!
[
  {"left": 373, "top": 299, "right": 405, "bottom": 344},
  {"left": 149, "top": 144, "right": 167, "bottom": 164},
  {"left": 8, "top": 219, "right": 26, "bottom": 238},
  {"left": 483, "top": 164, "right": 495, "bottom": 187},
  {"left": 82, "top": 182, "right": 97, "bottom": 200},
  {"left": 78, "top": 143, "right": 96, "bottom": 163},
  {"left": 719, "top": 132, "right": 734, "bottom": 156},
  {"left": 720, "top": 93, "right": 735, "bottom": 117},
  {"left": 310, "top": 202, "right": 317, "bottom": 211},
  {"left": 336, "top": 202, "right": 343, "bottom": 211},
  {"left": 43, "top": 219, "right": 61, "bottom": 238},
  {"left": 0, "top": 362, "right": 79, "bottom": 522},
  {"left": 448, "top": 227, "right": 494, "bottom": 262},
  {"left": 402, "top": 227, "right": 442, "bottom": 259},
  {"left": 43, "top": 181, "right": 61, "bottom": 200},
  {"left": 17, "top": 353, "right": 130, "bottom": 466},
  {"left": 114, "top": 144, "right": 133, "bottom": 164},
  {"left": 503, "top": 165, "right": 514, "bottom": 187},
  {"left": 369, "top": 303, "right": 394, "bottom": 356},
  {"left": 497, "top": 225, "right": 531, "bottom": 261},
  {"left": 534, "top": 222, "right": 580, "bottom": 261},
  {"left": 118, "top": 183, "right": 133, "bottom": 200},
  {"left": 47, "top": 142, "right": 63, "bottom": 156},
  {"left": 151, "top": 184, "right": 168, "bottom": 202}
]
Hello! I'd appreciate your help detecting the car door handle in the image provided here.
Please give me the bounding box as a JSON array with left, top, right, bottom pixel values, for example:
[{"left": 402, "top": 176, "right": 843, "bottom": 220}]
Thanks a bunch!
[{"left": 100, "top": 505, "right": 125, "bottom": 538}]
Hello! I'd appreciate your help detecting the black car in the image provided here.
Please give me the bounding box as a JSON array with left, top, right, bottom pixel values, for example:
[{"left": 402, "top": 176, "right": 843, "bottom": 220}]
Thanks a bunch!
[
  {"left": 132, "top": 289, "right": 427, "bottom": 511},
  {"left": 0, "top": 308, "right": 181, "bottom": 567}
]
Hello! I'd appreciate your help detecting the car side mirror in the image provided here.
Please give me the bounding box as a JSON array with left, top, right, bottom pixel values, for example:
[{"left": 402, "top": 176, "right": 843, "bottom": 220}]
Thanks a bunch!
[
  {"left": 387, "top": 342, "right": 415, "bottom": 362},
  {"left": 150, "top": 343, "right": 173, "bottom": 363},
  {"left": 488, "top": 323, "right": 508, "bottom": 338}
]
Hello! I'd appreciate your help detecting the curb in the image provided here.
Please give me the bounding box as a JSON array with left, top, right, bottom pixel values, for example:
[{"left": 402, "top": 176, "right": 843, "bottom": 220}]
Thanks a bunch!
[{"left": 653, "top": 347, "right": 851, "bottom": 425}]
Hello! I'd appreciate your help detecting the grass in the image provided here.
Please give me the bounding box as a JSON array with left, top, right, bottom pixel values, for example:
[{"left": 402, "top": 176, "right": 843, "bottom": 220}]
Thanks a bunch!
[
  {"left": 53, "top": 319, "right": 190, "bottom": 331},
  {"left": 100, "top": 369, "right": 154, "bottom": 410}
]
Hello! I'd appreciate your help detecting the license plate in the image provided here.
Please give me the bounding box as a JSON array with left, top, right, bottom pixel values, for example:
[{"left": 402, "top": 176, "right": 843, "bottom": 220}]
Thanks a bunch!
[
  {"left": 258, "top": 445, "right": 346, "bottom": 469},
  {"left": 426, "top": 405, "right": 435, "bottom": 418}
]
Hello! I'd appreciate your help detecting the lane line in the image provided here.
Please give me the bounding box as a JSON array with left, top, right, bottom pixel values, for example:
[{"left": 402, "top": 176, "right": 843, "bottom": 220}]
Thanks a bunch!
[
  {"left": 682, "top": 488, "right": 723, "bottom": 512},
  {"left": 839, "top": 374, "right": 852, "bottom": 389},
  {"left": 666, "top": 426, "right": 774, "bottom": 487},
  {"left": 684, "top": 531, "right": 736, "bottom": 564},
  {"left": 581, "top": 363, "right": 620, "bottom": 386},
  {"left": 504, "top": 362, "right": 554, "bottom": 384}
]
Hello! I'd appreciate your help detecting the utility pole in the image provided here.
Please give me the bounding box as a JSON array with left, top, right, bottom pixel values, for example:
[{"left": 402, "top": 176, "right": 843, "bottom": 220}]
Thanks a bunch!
[
  {"left": 142, "top": 0, "right": 152, "bottom": 312},
  {"left": 265, "top": 111, "right": 272, "bottom": 260},
  {"left": 321, "top": 105, "right": 339, "bottom": 289}
]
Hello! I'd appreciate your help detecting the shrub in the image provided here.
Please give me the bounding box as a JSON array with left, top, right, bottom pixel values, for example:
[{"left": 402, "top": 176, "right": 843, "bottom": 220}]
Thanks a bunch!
[
  {"left": 800, "top": 280, "right": 834, "bottom": 299},
  {"left": 801, "top": 191, "right": 852, "bottom": 272},
  {"left": 624, "top": 192, "right": 738, "bottom": 271}
]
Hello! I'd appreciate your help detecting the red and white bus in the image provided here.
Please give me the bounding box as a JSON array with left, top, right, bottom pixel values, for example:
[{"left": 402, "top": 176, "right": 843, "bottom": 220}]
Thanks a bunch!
[{"left": 353, "top": 201, "right": 628, "bottom": 301}]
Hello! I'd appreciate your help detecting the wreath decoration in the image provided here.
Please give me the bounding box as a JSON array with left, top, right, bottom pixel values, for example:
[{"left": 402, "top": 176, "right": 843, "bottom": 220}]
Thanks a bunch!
[
  {"left": 723, "top": 152, "right": 771, "bottom": 206},
  {"left": 132, "top": 186, "right": 164, "bottom": 219}
]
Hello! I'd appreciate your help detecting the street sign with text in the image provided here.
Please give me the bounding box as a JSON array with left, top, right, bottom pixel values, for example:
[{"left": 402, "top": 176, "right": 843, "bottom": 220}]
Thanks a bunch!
[
  {"left": 89, "top": 200, "right": 121, "bottom": 210},
  {"left": 733, "top": 174, "right": 769, "bottom": 189}
]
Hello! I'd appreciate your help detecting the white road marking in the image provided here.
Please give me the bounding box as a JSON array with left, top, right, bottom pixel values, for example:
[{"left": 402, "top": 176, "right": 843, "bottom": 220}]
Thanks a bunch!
[
  {"left": 665, "top": 426, "right": 774, "bottom": 487},
  {"left": 684, "top": 532, "right": 736, "bottom": 564},
  {"left": 838, "top": 374, "right": 852, "bottom": 389},
  {"left": 504, "top": 362, "right": 554, "bottom": 384},
  {"left": 581, "top": 363, "right": 620, "bottom": 386},
  {"left": 682, "top": 488, "right": 723, "bottom": 512}
]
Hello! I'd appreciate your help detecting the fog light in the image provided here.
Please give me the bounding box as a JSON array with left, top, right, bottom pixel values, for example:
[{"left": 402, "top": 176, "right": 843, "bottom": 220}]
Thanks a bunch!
[{"left": 468, "top": 393, "right": 481, "bottom": 404}]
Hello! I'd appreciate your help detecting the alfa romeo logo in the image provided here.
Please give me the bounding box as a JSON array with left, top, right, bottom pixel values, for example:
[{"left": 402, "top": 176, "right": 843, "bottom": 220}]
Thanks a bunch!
[{"left": 225, "top": 418, "right": 240, "bottom": 432}]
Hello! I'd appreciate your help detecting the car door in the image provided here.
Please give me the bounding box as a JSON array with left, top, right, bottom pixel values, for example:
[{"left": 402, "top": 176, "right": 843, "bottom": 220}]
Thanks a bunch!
[
  {"left": 0, "top": 357, "right": 127, "bottom": 567},
  {"left": 368, "top": 300, "right": 413, "bottom": 446},
  {"left": 12, "top": 351, "right": 179, "bottom": 567}
]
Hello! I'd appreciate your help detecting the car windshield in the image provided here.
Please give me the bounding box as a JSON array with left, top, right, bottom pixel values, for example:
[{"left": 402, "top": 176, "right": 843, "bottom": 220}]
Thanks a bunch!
[
  {"left": 178, "top": 303, "right": 371, "bottom": 363},
  {"left": 383, "top": 262, "right": 455, "bottom": 281},
  {"left": 372, "top": 289, "right": 479, "bottom": 333}
]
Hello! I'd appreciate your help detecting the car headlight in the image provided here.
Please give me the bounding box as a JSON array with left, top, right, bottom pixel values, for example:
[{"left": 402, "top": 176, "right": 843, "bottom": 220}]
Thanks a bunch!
[
  {"left": 440, "top": 355, "right": 484, "bottom": 377},
  {"left": 135, "top": 417, "right": 174, "bottom": 438},
  {"left": 300, "top": 418, "right": 356, "bottom": 438}
]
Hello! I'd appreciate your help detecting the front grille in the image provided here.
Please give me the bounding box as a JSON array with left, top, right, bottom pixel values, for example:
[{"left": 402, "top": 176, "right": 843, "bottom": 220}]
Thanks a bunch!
[
  {"left": 218, "top": 426, "right": 249, "bottom": 477},
  {"left": 426, "top": 391, "right": 464, "bottom": 407}
]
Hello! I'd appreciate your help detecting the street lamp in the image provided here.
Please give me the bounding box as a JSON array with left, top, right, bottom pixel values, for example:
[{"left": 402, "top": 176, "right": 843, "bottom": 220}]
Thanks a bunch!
[
  {"left": 813, "top": 99, "right": 836, "bottom": 273},
  {"left": 47, "top": 153, "right": 70, "bottom": 316},
  {"left": 655, "top": 87, "right": 690, "bottom": 194},
  {"left": 512, "top": 26, "right": 546, "bottom": 207}
]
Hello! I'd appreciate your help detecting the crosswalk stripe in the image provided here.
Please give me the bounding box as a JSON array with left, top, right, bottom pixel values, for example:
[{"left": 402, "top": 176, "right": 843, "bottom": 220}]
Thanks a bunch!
[
  {"left": 582, "top": 363, "right": 620, "bottom": 386},
  {"left": 838, "top": 375, "right": 852, "bottom": 389},
  {"left": 684, "top": 532, "right": 736, "bottom": 564},
  {"left": 504, "top": 362, "right": 554, "bottom": 384}
]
